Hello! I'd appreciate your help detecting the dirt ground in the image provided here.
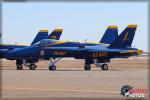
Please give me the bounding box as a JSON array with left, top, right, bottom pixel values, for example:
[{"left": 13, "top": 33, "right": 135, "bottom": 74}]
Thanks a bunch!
[{"left": 0, "top": 56, "right": 149, "bottom": 100}]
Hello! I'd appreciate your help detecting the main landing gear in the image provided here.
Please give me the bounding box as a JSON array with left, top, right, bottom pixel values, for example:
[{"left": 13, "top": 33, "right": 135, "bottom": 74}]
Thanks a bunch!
[
  {"left": 94, "top": 59, "right": 109, "bottom": 70},
  {"left": 29, "top": 64, "right": 37, "bottom": 70},
  {"left": 84, "top": 64, "right": 91, "bottom": 70},
  {"left": 84, "top": 62, "right": 108, "bottom": 70},
  {"left": 16, "top": 59, "right": 23, "bottom": 70},
  {"left": 84, "top": 59, "right": 108, "bottom": 70},
  {"left": 16, "top": 59, "right": 37, "bottom": 70},
  {"left": 96, "top": 63, "right": 108, "bottom": 70},
  {"left": 101, "top": 64, "right": 108, "bottom": 70},
  {"left": 16, "top": 64, "right": 23, "bottom": 70},
  {"left": 48, "top": 58, "right": 62, "bottom": 71},
  {"left": 84, "top": 59, "right": 91, "bottom": 70}
]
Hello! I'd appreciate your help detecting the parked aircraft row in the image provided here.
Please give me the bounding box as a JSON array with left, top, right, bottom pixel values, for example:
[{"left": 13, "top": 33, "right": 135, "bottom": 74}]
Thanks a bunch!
[{"left": 0, "top": 25, "right": 143, "bottom": 71}]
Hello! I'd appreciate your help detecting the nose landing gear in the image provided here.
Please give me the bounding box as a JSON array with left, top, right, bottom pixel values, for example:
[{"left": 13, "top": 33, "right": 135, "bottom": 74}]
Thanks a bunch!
[{"left": 48, "top": 58, "right": 62, "bottom": 71}]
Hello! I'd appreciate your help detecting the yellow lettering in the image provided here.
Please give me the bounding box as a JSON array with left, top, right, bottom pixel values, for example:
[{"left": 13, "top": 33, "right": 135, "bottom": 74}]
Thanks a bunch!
[
  {"left": 93, "top": 52, "right": 107, "bottom": 57},
  {"left": 53, "top": 51, "right": 66, "bottom": 56},
  {"left": 51, "top": 36, "right": 56, "bottom": 39}
]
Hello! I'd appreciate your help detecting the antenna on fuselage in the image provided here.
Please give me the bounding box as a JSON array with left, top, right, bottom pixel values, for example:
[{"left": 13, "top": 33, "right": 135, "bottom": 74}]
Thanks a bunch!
[
  {"left": 85, "top": 38, "right": 87, "bottom": 43},
  {"left": 15, "top": 42, "right": 17, "bottom": 45}
]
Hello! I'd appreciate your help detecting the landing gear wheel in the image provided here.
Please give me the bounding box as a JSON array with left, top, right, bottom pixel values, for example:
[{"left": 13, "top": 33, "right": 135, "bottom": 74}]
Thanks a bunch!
[
  {"left": 49, "top": 65, "right": 56, "bottom": 71},
  {"left": 29, "top": 64, "right": 37, "bottom": 70},
  {"left": 84, "top": 64, "right": 91, "bottom": 70},
  {"left": 16, "top": 64, "right": 23, "bottom": 70},
  {"left": 101, "top": 64, "right": 108, "bottom": 70}
]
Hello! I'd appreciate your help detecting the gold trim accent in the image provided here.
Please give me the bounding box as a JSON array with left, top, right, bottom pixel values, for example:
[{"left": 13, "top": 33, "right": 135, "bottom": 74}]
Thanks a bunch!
[
  {"left": 39, "top": 30, "right": 48, "bottom": 32},
  {"left": 123, "top": 32, "right": 129, "bottom": 41},
  {"left": 53, "top": 29, "right": 63, "bottom": 32},
  {"left": 108, "top": 26, "right": 118, "bottom": 28},
  {"left": 127, "top": 24, "right": 137, "bottom": 28}
]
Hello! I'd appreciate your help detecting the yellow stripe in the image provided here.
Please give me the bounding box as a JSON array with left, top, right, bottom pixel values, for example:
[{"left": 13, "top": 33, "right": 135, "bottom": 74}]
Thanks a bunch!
[
  {"left": 85, "top": 42, "right": 102, "bottom": 44},
  {"left": 53, "top": 29, "right": 63, "bottom": 32},
  {"left": 127, "top": 24, "right": 137, "bottom": 28},
  {"left": 120, "top": 50, "right": 143, "bottom": 55},
  {"left": 39, "top": 30, "right": 48, "bottom": 32},
  {"left": 108, "top": 26, "right": 117, "bottom": 28},
  {"left": 53, "top": 41, "right": 66, "bottom": 45},
  {"left": 120, "top": 50, "right": 135, "bottom": 54},
  {"left": 47, "top": 41, "right": 66, "bottom": 46},
  {"left": 123, "top": 32, "right": 129, "bottom": 41},
  {"left": 137, "top": 50, "right": 143, "bottom": 55}
]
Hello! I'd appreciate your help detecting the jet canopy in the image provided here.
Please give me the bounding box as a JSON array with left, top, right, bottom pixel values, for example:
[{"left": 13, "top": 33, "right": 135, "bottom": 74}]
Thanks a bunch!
[{"left": 33, "top": 39, "right": 58, "bottom": 46}]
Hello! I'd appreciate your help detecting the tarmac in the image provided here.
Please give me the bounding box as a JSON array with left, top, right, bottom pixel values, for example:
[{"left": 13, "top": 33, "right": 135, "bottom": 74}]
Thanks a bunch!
[{"left": 0, "top": 57, "right": 149, "bottom": 100}]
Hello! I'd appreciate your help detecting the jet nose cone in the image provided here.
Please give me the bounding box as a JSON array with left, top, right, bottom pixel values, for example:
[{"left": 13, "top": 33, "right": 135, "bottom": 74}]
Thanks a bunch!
[{"left": 6, "top": 46, "right": 41, "bottom": 59}]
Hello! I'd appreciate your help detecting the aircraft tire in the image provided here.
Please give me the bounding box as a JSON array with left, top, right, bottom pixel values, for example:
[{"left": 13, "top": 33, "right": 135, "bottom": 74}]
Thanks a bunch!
[
  {"left": 101, "top": 64, "right": 108, "bottom": 70},
  {"left": 29, "top": 64, "right": 37, "bottom": 70},
  {"left": 16, "top": 64, "right": 23, "bottom": 70},
  {"left": 84, "top": 64, "right": 91, "bottom": 70},
  {"left": 49, "top": 65, "right": 56, "bottom": 71}
]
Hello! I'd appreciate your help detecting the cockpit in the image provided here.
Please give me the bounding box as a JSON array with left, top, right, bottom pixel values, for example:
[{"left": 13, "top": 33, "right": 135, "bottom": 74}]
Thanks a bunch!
[{"left": 33, "top": 39, "right": 58, "bottom": 46}]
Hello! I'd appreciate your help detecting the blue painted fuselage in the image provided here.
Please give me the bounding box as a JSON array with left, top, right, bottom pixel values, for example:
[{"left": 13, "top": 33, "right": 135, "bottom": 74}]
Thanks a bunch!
[
  {"left": 5, "top": 39, "right": 141, "bottom": 61},
  {"left": 0, "top": 44, "right": 26, "bottom": 58}
]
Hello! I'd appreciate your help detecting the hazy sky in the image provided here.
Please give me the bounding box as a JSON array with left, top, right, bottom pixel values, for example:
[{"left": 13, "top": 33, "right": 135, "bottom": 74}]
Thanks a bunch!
[{"left": 2, "top": 2, "right": 148, "bottom": 51}]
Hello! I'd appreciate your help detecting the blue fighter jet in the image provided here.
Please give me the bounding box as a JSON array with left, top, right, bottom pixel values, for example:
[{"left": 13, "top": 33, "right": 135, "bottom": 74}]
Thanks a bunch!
[
  {"left": 0, "top": 29, "right": 63, "bottom": 70},
  {"left": 5, "top": 25, "right": 142, "bottom": 71}
]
